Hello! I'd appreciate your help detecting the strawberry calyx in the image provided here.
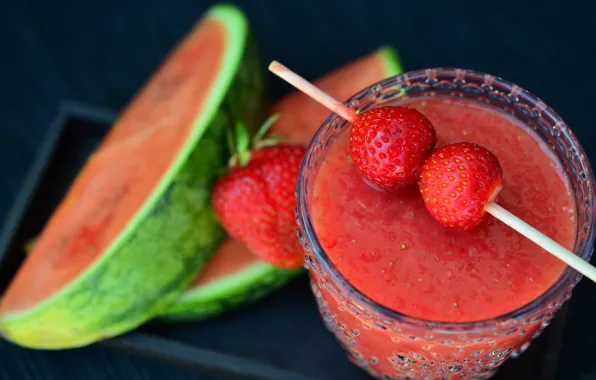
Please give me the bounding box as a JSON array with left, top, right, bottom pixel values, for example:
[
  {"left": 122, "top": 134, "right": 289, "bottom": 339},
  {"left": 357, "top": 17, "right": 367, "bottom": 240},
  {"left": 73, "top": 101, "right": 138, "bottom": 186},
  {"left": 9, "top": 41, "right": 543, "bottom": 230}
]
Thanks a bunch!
[{"left": 228, "top": 114, "right": 281, "bottom": 168}]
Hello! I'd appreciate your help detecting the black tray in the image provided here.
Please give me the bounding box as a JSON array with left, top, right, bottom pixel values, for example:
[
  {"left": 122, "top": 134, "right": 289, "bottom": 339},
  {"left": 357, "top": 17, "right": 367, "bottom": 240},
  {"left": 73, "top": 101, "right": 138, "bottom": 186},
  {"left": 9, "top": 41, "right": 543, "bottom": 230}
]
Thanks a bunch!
[{"left": 0, "top": 102, "right": 571, "bottom": 380}]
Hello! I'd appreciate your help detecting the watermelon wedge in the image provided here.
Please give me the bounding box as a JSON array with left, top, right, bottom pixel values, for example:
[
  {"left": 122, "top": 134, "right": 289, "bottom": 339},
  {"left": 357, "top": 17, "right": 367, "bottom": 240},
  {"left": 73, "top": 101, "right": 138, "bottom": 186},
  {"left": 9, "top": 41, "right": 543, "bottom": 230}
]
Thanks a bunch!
[
  {"left": 0, "top": 4, "right": 267, "bottom": 349},
  {"left": 160, "top": 47, "right": 403, "bottom": 321}
]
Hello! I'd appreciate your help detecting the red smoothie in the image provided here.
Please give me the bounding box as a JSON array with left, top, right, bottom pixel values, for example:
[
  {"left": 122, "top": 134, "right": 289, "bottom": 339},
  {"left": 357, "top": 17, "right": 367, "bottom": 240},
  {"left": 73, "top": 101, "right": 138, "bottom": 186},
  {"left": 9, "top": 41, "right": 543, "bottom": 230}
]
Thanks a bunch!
[{"left": 311, "top": 96, "right": 577, "bottom": 323}]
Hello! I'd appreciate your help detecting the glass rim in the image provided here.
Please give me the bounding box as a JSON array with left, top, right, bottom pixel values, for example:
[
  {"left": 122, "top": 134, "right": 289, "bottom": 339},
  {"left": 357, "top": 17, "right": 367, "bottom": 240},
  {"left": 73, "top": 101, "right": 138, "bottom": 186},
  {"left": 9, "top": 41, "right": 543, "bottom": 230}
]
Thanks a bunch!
[{"left": 296, "top": 67, "right": 596, "bottom": 332}]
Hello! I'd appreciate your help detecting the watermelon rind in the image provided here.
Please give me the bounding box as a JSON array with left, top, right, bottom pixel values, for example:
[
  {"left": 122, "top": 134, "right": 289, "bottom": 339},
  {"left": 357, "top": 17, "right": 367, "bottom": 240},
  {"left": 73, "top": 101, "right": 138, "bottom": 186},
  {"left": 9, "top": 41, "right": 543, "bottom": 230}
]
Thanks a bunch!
[
  {"left": 0, "top": 4, "right": 267, "bottom": 349},
  {"left": 160, "top": 261, "right": 303, "bottom": 321},
  {"left": 376, "top": 45, "right": 404, "bottom": 78}
]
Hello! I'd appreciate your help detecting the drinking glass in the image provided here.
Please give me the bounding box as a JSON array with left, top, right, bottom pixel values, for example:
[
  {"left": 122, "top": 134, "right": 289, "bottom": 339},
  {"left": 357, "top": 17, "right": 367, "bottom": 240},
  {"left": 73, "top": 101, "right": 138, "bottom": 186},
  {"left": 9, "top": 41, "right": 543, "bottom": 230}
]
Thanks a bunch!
[{"left": 295, "top": 68, "right": 596, "bottom": 379}]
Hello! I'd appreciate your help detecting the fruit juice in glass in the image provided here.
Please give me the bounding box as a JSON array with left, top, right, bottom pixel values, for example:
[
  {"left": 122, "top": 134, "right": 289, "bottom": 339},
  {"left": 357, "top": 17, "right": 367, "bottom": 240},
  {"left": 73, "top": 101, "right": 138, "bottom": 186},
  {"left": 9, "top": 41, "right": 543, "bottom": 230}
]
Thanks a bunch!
[{"left": 296, "top": 68, "right": 595, "bottom": 379}]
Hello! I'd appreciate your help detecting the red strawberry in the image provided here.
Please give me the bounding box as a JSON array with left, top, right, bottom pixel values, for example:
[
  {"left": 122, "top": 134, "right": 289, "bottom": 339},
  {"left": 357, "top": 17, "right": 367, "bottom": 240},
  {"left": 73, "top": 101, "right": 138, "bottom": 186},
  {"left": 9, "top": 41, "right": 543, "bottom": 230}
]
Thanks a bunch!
[
  {"left": 418, "top": 142, "right": 503, "bottom": 230},
  {"left": 212, "top": 145, "right": 306, "bottom": 269},
  {"left": 349, "top": 106, "right": 437, "bottom": 191}
]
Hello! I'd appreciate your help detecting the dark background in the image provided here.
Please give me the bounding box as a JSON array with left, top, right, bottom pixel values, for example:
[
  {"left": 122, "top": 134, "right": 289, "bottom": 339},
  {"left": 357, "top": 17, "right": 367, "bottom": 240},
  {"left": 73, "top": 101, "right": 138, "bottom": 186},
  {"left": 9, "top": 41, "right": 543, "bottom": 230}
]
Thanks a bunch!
[{"left": 1, "top": 0, "right": 596, "bottom": 379}]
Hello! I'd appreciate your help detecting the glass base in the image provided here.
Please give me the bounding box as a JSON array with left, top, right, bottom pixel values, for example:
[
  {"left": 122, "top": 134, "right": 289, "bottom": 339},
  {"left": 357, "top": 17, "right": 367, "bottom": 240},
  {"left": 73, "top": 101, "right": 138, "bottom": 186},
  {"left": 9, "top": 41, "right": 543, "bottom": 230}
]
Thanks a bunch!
[
  {"left": 346, "top": 352, "right": 497, "bottom": 380},
  {"left": 308, "top": 274, "right": 553, "bottom": 380}
]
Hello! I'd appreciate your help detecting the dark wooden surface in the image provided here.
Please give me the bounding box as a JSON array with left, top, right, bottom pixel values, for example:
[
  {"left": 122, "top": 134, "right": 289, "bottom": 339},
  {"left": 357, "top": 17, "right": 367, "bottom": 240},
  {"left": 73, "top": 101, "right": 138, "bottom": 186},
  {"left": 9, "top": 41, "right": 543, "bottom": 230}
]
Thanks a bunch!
[{"left": 1, "top": 0, "right": 596, "bottom": 379}]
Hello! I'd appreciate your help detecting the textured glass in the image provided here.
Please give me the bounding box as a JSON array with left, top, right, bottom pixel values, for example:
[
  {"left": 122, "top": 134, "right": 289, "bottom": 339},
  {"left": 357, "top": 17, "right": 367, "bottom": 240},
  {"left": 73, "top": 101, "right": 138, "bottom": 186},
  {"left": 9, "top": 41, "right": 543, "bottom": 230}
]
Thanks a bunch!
[{"left": 295, "top": 68, "right": 596, "bottom": 379}]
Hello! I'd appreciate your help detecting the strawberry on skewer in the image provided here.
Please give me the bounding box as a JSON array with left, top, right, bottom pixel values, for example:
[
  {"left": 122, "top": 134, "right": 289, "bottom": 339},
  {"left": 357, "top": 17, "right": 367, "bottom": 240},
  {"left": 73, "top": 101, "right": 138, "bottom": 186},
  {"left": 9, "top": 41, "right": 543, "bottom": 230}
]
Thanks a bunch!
[
  {"left": 349, "top": 106, "right": 436, "bottom": 191},
  {"left": 419, "top": 141, "right": 596, "bottom": 282},
  {"left": 418, "top": 142, "right": 502, "bottom": 230},
  {"left": 270, "top": 61, "right": 437, "bottom": 190},
  {"left": 268, "top": 60, "right": 596, "bottom": 284}
]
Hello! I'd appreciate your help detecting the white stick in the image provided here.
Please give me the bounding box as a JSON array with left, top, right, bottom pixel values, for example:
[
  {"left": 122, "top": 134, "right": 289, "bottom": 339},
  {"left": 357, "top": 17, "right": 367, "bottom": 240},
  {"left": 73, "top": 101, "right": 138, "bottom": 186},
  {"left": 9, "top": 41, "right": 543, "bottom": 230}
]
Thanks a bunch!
[
  {"left": 268, "top": 60, "right": 596, "bottom": 284},
  {"left": 268, "top": 61, "right": 357, "bottom": 122},
  {"left": 486, "top": 202, "right": 596, "bottom": 283}
]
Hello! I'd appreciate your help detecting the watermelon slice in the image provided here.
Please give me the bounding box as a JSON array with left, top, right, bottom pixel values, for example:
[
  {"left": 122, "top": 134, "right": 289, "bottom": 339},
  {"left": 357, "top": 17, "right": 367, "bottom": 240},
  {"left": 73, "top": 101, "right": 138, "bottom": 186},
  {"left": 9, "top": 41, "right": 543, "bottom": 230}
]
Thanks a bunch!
[
  {"left": 0, "top": 4, "right": 267, "bottom": 349},
  {"left": 159, "top": 47, "right": 403, "bottom": 321}
]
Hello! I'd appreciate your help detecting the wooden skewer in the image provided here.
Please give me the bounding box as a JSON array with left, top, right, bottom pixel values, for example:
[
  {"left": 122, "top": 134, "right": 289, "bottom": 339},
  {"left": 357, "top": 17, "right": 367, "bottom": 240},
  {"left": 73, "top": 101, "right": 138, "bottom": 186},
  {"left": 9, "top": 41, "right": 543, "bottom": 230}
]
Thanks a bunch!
[
  {"left": 269, "top": 60, "right": 596, "bottom": 284},
  {"left": 269, "top": 61, "right": 358, "bottom": 122},
  {"left": 485, "top": 203, "right": 596, "bottom": 282}
]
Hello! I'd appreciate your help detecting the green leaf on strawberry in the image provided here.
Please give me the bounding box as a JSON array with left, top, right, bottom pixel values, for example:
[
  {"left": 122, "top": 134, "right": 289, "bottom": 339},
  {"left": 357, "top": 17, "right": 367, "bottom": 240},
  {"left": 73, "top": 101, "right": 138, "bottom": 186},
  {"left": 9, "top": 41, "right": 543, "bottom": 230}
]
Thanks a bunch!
[
  {"left": 234, "top": 121, "right": 251, "bottom": 167},
  {"left": 228, "top": 114, "right": 282, "bottom": 168},
  {"left": 253, "top": 114, "right": 280, "bottom": 148}
]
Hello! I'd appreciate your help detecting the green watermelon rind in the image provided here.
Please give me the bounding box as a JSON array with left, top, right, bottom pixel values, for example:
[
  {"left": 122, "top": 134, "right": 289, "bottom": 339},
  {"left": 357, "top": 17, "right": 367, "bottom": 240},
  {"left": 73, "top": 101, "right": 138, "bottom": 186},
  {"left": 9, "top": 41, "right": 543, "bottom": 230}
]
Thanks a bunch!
[
  {"left": 158, "top": 46, "right": 405, "bottom": 322},
  {"left": 160, "top": 262, "right": 303, "bottom": 321},
  {"left": 0, "top": 4, "right": 267, "bottom": 349},
  {"left": 376, "top": 45, "right": 404, "bottom": 78}
]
